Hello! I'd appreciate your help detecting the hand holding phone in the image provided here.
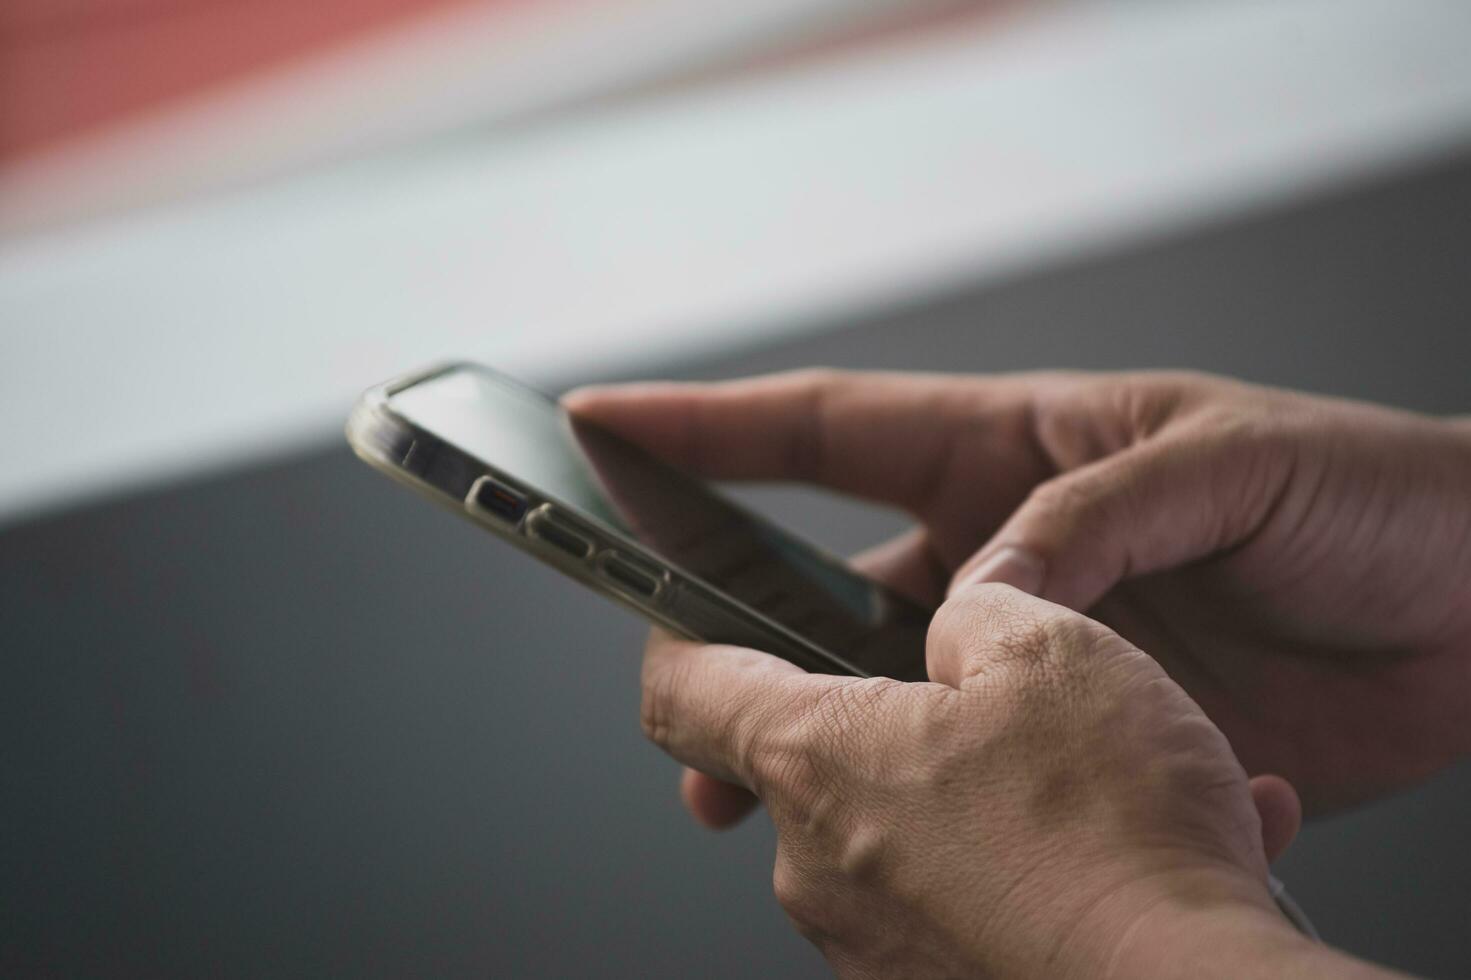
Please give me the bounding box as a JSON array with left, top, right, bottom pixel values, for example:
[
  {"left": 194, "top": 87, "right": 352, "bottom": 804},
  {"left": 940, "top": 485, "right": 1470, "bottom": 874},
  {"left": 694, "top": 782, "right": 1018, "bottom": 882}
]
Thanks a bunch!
[{"left": 348, "top": 364, "right": 933, "bottom": 681}]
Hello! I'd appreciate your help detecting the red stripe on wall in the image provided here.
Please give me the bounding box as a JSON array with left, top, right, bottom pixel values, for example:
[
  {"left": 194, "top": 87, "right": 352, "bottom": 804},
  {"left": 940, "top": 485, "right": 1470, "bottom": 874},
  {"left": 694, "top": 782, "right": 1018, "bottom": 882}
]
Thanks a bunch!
[{"left": 0, "top": 0, "right": 525, "bottom": 165}]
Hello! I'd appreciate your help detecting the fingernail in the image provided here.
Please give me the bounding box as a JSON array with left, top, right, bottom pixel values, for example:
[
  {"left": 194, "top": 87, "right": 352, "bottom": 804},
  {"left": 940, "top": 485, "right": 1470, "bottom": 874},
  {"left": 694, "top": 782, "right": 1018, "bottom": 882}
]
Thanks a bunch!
[{"left": 953, "top": 546, "right": 1046, "bottom": 597}]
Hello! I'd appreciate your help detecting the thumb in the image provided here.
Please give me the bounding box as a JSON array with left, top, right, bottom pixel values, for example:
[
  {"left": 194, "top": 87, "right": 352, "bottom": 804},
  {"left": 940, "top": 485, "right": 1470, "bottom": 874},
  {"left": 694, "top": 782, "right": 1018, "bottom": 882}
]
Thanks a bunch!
[{"left": 950, "top": 433, "right": 1283, "bottom": 612}]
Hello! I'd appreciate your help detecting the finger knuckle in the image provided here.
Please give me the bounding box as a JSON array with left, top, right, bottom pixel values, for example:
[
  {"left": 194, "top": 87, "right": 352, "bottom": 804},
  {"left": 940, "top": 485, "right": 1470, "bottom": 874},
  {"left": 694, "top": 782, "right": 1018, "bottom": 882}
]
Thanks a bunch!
[
  {"left": 771, "top": 855, "right": 808, "bottom": 915},
  {"left": 639, "top": 659, "right": 690, "bottom": 750},
  {"left": 1029, "top": 472, "right": 1111, "bottom": 527},
  {"left": 752, "top": 745, "right": 825, "bottom": 809},
  {"left": 928, "top": 584, "right": 1021, "bottom": 685},
  {"left": 746, "top": 727, "right": 827, "bottom": 813},
  {"left": 1121, "top": 369, "right": 1222, "bottom": 411},
  {"left": 1031, "top": 376, "right": 1112, "bottom": 465},
  {"left": 1013, "top": 612, "right": 1105, "bottom": 675},
  {"left": 1117, "top": 379, "right": 1186, "bottom": 440},
  {"left": 748, "top": 680, "right": 902, "bottom": 819},
  {"left": 833, "top": 820, "right": 893, "bottom": 887},
  {"left": 809, "top": 678, "right": 903, "bottom": 736},
  {"left": 975, "top": 606, "right": 1119, "bottom": 708},
  {"left": 929, "top": 583, "right": 1004, "bottom": 644},
  {"left": 933, "top": 581, "right": 1040, "bottom": 646},
  {"left": 772, "top": 854, "right": 830, "bottom": 941}
]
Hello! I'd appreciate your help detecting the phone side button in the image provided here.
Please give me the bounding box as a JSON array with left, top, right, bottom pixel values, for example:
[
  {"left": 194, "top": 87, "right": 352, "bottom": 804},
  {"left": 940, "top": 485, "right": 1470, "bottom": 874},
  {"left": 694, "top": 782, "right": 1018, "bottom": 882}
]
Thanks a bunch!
[
  {"left": 467, "top": 475, "right": 529, "bottom": 524},
  {"left": 596, "top": 551, "right": 664, "bottom": 599},
  {"left": 525, "top": 504, "right": 594, "bottom": 559}
]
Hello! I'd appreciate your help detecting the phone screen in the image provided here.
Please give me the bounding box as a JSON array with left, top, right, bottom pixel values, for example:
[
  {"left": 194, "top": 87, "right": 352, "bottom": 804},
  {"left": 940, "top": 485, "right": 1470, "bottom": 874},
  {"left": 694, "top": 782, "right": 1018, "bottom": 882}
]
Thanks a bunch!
[{"left": 389, "top": 366, "right": 931, "bottom": 678}]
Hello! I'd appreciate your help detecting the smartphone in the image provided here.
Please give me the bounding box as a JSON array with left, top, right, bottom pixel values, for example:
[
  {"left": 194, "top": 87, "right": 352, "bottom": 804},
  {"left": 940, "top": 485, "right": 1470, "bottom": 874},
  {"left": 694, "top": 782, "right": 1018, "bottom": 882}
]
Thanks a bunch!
[{"left": 347, "top": 362, "right": 931, "bottom": 680}]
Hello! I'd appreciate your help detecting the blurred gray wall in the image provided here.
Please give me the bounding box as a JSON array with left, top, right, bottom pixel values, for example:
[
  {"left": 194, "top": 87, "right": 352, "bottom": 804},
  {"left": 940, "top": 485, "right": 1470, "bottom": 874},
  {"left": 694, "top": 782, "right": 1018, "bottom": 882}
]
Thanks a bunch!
[{"left": 4, "top": 150, "right": 1470, "bottom": 978}]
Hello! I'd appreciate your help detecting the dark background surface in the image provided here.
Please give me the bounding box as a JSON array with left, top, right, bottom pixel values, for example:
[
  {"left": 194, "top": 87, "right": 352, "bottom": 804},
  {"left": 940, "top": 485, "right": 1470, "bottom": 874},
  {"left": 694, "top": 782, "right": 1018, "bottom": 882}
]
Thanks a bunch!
[{"left": 4, "top": 150, "right": 1470, "bottom": 978}]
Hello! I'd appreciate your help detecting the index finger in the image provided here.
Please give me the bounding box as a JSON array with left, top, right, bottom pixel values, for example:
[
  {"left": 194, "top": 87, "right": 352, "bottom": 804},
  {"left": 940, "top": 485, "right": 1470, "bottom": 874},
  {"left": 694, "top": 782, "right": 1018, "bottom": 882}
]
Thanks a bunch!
[
  {"left": 639, "top": 630, "right": 817, "bottom": 790},
  {"left": 565, "top": 369, "right": 1038, "bottom": 517}
]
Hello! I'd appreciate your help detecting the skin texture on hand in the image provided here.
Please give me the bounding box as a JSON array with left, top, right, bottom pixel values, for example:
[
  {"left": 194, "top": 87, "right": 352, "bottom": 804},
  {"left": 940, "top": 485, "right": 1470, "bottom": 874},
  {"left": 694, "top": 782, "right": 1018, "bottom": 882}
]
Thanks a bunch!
[
  {"left": 565, "top": 370, "right": 1470, "bottom": 977},
  {"left": 639, "top": 589, "right": 1395, "bottom": 978},
  {"left": 568, "top": 370, "right": 1471, "bottom": 814}
]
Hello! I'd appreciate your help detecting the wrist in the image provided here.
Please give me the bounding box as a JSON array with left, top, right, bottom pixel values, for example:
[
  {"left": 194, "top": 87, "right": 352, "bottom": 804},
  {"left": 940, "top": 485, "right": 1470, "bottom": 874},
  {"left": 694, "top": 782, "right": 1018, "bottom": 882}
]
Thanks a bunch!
[
  {"left": 1029, "top": 862, "right": 1277, "bottom": 980},
  {"left": 1110, "top": 893, "right": 1306, "bottom": 979},
  {"left": 1089, "top": 870, "right": 1400, "bottom": 980}
]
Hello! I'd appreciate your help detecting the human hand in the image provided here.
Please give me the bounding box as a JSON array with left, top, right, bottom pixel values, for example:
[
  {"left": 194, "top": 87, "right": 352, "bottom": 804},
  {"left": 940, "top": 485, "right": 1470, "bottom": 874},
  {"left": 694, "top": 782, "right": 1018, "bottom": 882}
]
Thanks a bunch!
[
  {"left": 568, "top": 370, "right": 1471, "bottom": 816},
  {"left": 634, "top": 584, "right": 1393, "bottom": 978}
]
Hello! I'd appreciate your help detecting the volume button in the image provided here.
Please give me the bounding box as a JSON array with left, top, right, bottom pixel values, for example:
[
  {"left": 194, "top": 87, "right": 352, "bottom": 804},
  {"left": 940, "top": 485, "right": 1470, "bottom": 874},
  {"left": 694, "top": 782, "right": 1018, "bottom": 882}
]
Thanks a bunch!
[
  {"left": 596, "top": 550, "right": 665, "bottom": 599},
  {"left": 525, "top": 504, "right": 594, "bottom": 559}
]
